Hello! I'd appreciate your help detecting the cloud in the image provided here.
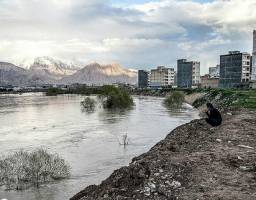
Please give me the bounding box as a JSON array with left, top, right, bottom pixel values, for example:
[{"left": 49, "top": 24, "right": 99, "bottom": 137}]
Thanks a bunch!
[{"left": 0, "top": 0, "right": 255, "bottom": 74}]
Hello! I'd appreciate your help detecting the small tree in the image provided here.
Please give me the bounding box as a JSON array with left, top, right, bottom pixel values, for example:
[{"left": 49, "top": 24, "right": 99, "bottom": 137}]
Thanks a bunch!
[
  {"left": 81, "top": 97, "right": 96, "bottom": 112},
  {"left": 117, "top": 133, "right": 130, "bottom": 146},
  {"left": 99, "top": 86, "right": 134, "bottom": 109}
]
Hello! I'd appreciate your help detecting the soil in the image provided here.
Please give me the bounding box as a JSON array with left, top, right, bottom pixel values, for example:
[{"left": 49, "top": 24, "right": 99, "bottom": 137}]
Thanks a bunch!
[{"left": 71, "top": 108, "right": 256, "bottom": 200}]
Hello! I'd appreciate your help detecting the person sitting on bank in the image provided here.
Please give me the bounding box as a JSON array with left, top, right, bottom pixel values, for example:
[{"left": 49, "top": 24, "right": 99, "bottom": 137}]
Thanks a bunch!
[{"left": 205, "top": 103, "right": 222, "bottom": 127}]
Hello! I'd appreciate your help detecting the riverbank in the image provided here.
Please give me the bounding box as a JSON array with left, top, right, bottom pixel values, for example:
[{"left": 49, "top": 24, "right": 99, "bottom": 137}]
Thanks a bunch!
[
  {"left": 71, "top": 91, "right": 256, "bottom": 200},
  {"left": 71, "top": 108, "right": 256, "bottom": 200}
]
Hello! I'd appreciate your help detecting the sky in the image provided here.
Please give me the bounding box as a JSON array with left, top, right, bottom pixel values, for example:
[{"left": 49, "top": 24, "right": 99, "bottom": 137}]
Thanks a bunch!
[{"left": 0, "top": 0, "right": 256, "bottom": 74}]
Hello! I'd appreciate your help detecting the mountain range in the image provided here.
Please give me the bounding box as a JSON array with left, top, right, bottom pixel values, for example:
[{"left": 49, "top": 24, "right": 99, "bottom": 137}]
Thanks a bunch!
[{"left": 0, "top": 57, "right": 137, "bottom": 86}]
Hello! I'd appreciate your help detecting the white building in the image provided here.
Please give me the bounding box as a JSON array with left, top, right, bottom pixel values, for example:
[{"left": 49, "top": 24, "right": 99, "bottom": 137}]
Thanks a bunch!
[
  {"left": 209, "top": 65, "right": 220, "bottom": 78},
  {"left": 150, "top": 66, "right": 175, "bottom": 88}
]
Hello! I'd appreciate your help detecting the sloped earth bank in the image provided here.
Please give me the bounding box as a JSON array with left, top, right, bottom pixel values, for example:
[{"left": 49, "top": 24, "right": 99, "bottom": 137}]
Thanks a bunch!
[{"left": 71, "top": 108, "right": 256, "bottom": 200}]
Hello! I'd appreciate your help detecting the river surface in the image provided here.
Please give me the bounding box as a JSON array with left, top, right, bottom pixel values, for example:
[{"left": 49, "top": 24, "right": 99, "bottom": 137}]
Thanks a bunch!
[{"left": 0, "top": 93, "right": 199, "bottom": 200}]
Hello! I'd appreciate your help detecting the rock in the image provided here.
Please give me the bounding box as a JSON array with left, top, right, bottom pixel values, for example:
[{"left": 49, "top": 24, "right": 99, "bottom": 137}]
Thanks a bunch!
[
  {"left": 216, "top": 139, "right": 222, "bottom": 143},
  {"left": 144, "top": 186, "right": 151, "bottom": 196},
  {"left": 170, "top": 180, "right": 181, "bottom": 189},
  {"left": 237, "top": 156, "right": 243, "bottom": 160},
  {"left": 238, "top": 145, "right": 254, "bottom": 149},
  {"left": 148, "top": 182, "right": 156, "bottom": 192},
  {"left": 239, "top": 166, "right": 249, "bottom": 171},
  {"left": 165, "top": 180, "right": 171, "bottom": 185}
]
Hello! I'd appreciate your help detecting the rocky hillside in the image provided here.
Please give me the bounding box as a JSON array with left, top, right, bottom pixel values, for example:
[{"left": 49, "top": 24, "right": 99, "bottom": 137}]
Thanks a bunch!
[
  {"left": 29, "top": 57, "right": 79, "bottom": 80},
  {"left": 0, "top": 62, "right": 49, "bottom": 85},
  {"left": 0, "top": 58, "right": 137, "bottom": 86},
  {"left": 61, "top": 62, "right": 137, "bottom": 85},
  {"left": 71, "top": 109, "right": 256, "bottom": 200}
]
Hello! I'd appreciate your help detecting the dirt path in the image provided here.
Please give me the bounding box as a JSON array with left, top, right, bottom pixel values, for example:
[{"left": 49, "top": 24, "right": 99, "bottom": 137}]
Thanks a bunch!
[{"left": 71, "top": 110, "right": 256, "bottom": 200}]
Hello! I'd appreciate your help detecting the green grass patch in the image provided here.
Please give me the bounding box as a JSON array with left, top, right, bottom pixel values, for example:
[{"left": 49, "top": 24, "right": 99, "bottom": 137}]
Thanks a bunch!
[{"left": 192, "top": 88, "right": 256, "bottom": 109}]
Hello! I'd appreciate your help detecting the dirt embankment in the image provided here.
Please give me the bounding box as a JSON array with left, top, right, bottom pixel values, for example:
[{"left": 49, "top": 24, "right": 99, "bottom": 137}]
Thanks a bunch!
[{"left": 71, "top": 106, "right": 256, "bottom": 200}]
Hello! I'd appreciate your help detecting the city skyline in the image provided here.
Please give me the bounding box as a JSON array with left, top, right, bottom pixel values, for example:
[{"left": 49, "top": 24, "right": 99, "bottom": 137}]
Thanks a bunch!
[{"left": 0, "top": 0, "right": 256, "bottom": 74}]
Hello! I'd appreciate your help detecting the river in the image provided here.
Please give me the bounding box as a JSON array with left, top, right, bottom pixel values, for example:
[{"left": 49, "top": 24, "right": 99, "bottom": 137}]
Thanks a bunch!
[{"left": 0, "top": 93, "right": 199, "bottom": 200}]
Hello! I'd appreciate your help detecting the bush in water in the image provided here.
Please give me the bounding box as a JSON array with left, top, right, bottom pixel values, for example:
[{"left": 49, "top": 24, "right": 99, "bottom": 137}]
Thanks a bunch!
[
  {"left": 0, "top": 149, "right": 70, "bottom": 190},
  {"left": 99, "top": 86, "right": 134, "bottom": 109},
  {"left": 81, "top": 97, "right": 96, "bottom": 112},
  {"left": 164, "top": 91, "right": 185, "bottom": 108}
]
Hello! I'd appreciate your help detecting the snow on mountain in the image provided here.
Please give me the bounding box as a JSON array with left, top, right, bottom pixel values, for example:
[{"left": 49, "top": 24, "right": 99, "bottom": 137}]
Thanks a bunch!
[
  {"left": 0, "top": 58, "right": 138, "bottom": 86},
  {"left": 0, "top": 62, "right": 50, "bottom": 85},
  {"left": 29, "top": 57, "right": 79, "bottom": 79}
]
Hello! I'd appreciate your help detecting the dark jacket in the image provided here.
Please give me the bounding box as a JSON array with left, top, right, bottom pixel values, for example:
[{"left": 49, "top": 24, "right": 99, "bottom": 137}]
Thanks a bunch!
[{"left": 206, "top": 108, "right": 222, "bottom": 126}]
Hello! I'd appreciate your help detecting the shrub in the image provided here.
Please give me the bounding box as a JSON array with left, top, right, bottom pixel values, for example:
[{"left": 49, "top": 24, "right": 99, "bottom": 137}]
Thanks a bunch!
[
  {"left": 192, "top": 97, "right": 207, "bottom": 108},
  {"left": 0, "top": 149, "right": 70, "bottom": 190},
  {"left": 118, "top": 133, "right": 129, "bottom": 146},
  {"left": 99, "top": 86, "right": 134, "bottom": 109},
  {"left": 46, "top": 88, "right": 64, "bottom": 96},
  {"left": 81, "top": 97, "right": 96, "bottom": 112},
  {"left": 164, "top": 91, "right": 185, "bottom": 108}
]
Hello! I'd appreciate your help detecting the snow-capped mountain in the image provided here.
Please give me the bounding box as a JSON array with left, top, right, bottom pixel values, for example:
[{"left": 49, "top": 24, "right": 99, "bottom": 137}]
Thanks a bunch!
[
  {"left": 29, "top": 57, "right": 79, "bottom": 80},
  {"left": 61, "top": 62, "right": 137, "bottom": 85},
  {"left": 0, "top": 58, "right": 137, "bottom": 86},
  {"left": 0, "top": 62, "right": 49, "bottom": 85}
]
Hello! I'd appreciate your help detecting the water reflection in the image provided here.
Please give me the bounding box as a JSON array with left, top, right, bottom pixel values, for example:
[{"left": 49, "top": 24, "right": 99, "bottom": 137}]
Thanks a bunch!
[
  {"left": 98, "top": 108, "right": 132, "bottom": 124},
  {"left": 0, "top": 93, "right": 199, "bottom": 200}
]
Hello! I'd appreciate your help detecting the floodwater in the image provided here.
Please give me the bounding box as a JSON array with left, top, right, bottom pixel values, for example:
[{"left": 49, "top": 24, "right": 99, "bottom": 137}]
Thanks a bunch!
[{"left": 0, "top": 93, "right": 199, "bottom": 200}]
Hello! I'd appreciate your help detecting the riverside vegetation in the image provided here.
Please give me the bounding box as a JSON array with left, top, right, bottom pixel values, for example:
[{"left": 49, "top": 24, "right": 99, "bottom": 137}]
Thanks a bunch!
[
  {"left": 81, "top": 97, "right": 96, "bottom": 112},
  {"left": 191, "top": 88, "right": 256, "bottom": 109},
  {"left": 0, "top": 149, "right": 70, "bottom": 191},
  {"left": 134, "top": 88, "right": 256, "bottom": 110},
  {"left": 79, "top": 86, "right": 134, "bottom": 110}
]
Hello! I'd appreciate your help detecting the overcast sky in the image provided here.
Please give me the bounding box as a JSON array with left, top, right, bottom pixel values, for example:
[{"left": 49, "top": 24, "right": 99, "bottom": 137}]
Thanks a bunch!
[{"left": 0, "top": 0, "right": 256, "bottom": 74}]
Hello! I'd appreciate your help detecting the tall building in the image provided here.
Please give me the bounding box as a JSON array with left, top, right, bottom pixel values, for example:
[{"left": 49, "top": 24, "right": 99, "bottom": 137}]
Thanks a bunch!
[
  {"left": 177, "top": 59, "right": 200, "bottom": 88},
  {"left": 219, "top": 51, "right": 251, "bottom": 88},
  {"left": 138, "top": 70, "right": 149, "bottom": 88},
  {"left": 149, "top": 66, "right": 175, "bottom": 88},
  {"left": 209, "top": 65, "right": 220, "bottom": 78},
  {"left": 251, "top": 30, "right": 256, "bottom": 81}
]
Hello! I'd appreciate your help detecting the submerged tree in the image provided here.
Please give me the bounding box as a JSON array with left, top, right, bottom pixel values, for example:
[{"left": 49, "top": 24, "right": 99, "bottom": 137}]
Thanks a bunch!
[
  {"left": 99, "top": 86, "right": 134, "bottom": 109},
  {"left": 0, "top": 149, "right": 70, "bottom": 191},
  {"left": 81, "top": 97, "right": 96, "bottom": 112}
]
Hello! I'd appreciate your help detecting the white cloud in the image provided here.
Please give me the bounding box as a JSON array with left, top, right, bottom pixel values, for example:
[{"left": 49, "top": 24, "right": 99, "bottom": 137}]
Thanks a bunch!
[{"left": 0, "top": 0, "right": 255, "bottom": 74}]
